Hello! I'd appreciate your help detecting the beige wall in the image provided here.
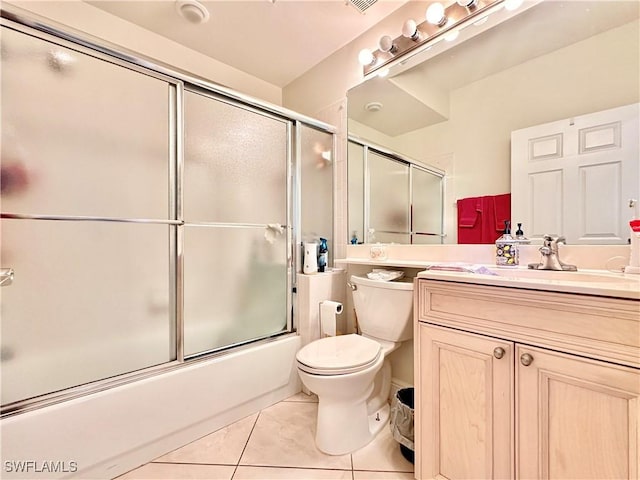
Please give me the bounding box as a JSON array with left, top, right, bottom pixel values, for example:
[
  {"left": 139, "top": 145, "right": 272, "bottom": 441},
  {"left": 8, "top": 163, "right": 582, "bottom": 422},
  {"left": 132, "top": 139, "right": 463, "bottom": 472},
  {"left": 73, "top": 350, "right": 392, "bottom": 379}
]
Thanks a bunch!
[
  {"left": 5, "top": 0, "right": 282, "bottom": 104},
  {"left": 390, "top": 19, "right": 640, "bottom": 199}
]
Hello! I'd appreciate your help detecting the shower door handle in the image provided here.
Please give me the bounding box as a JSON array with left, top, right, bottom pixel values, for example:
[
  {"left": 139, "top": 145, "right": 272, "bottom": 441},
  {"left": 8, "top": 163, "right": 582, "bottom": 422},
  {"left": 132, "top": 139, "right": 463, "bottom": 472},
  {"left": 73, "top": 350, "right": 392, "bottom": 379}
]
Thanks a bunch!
[{"left": 1, "top": 268, "right": 14, "bottom": 286}]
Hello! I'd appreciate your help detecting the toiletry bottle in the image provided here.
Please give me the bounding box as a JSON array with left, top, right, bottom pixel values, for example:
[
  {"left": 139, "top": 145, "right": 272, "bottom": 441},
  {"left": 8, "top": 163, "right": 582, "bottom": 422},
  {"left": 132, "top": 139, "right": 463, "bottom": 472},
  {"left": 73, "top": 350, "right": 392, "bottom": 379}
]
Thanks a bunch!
[
  {"left": 515, "top": 223, "right": 524, "bottom": 239},
  {"left": 318, "top": 238, "right": 328, "bottom": 273},
  {"left": 350, "top": 232, "right": 358, "bottom": 245},
  {"left": 495, "top": 220, "right": 519, "bottom": 267},
  {"left": 303, "top": 242, "right": 318, "bottom": 274}
]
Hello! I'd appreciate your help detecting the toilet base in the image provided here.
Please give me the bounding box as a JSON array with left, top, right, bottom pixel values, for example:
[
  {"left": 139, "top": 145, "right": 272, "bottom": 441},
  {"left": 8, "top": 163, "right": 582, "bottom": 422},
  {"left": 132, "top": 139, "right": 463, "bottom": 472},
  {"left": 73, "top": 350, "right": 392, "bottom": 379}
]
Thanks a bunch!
[{"left": 368, "top": 403, "right": 390, "bottom": 438}]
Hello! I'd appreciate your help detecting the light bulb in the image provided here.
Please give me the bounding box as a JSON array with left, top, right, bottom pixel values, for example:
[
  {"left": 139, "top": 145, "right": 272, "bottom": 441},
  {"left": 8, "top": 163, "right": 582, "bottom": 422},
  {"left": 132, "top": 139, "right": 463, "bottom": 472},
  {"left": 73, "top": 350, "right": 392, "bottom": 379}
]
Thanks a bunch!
[
  {"left": 456, "top": 0, "right": 477, "bottom": 7},
  {"left": 504, "top": 0, "right": 523, "bottom": 10},
  {"left": 444, "top": 30, "right": 459, "bottom": 42},
  {"left": 358, "top": 48, "right": 375, "bottom": 66},
  {"left": 377, "top": 68, "right": 390, "bottom": 78},
  {"left": 378, "top": 35, "right": 396, "bottom": 54},
  {"left": 426, "top": 3, "right": 447, "bottom": 26},
  {"left": 401, "top": 19, "right": 420, "bottom": 41}
]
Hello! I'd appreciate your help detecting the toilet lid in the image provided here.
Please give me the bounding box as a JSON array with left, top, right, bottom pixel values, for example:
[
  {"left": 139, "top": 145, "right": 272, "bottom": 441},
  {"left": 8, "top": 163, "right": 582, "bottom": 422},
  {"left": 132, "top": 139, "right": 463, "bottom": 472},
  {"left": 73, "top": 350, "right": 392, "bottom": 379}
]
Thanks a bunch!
[{"left": 296, "top": 334, "right": 381, "bottom": 373}]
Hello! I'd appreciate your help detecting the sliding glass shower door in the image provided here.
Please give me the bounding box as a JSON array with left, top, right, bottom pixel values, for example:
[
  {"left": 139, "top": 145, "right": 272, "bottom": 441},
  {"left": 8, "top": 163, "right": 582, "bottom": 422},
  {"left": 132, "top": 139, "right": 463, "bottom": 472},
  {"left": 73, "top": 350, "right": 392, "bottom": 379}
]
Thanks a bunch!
[
  {"left": 1, "top": 21, "right": 306, "bottom": 411},
  {"left": 182, "top": 91, "right": 290, "bottom": 356},
  {"left": 0, "top": 27, "right": 176, "bottom": 405}
]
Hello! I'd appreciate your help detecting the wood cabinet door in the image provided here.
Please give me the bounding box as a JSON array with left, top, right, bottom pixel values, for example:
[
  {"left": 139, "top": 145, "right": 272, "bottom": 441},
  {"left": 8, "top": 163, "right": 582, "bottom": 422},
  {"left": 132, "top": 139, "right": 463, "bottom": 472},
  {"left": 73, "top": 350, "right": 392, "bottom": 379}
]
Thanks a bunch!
[
  {"left": 517, "top": 345, "right": 640, "bottom": 479},
  {"left": 417, "top": 323, "right": 514, "bottom": 479}
]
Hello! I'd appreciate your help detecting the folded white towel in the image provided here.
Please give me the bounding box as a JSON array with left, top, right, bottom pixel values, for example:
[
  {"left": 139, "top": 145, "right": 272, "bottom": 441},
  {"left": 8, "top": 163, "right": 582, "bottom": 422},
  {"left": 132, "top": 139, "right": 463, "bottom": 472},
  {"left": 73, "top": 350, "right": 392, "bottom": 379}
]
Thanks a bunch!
[{"left": 367, "top": 269, "right": 405, "bottom": 281}]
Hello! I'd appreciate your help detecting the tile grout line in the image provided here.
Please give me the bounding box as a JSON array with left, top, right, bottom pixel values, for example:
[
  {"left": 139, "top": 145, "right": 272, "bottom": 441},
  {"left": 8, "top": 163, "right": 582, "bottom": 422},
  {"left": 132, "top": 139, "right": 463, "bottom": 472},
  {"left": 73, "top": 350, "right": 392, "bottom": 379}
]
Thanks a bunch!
[{"left": 230, "top": 410, "right": 262, "bottom": 479}]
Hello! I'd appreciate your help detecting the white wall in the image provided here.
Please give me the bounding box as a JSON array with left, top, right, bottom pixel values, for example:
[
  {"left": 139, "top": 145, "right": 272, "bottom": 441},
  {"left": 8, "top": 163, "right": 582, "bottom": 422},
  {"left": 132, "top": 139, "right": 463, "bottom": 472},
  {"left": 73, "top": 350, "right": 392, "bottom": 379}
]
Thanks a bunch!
[{"left": 5, "top": 0, "right": 282, "bottom": 104}]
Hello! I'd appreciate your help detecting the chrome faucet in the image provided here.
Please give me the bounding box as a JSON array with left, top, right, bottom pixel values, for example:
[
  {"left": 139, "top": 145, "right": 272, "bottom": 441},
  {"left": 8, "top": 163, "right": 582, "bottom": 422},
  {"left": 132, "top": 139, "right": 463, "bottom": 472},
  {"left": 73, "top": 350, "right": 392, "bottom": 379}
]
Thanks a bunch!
[{"left": 528, "top": 235, "right": 577, "bottom": 271}]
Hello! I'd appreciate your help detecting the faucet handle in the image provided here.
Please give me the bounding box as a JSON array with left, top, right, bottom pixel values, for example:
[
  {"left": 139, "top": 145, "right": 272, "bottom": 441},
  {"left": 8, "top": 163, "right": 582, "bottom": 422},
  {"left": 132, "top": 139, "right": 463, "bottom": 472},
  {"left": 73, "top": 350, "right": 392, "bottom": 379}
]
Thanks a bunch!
[{"left": 539, "top": 245, "right": 552, "bottom": 256}]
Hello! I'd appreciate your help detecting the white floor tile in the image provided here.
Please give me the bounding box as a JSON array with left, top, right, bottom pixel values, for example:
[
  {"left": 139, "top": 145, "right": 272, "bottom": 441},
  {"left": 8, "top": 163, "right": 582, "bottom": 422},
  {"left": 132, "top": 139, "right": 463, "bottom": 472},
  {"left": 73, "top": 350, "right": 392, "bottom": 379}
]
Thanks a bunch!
[
  {"left": 283, "top": 392, "right": 318, "bottom": 403},
  {"left": 116, "top": 463, "right": 235, "bottom": 480},
  {"left": 154, "top": 413, "right": 258, "bottom": 465},
  {"left": 234, "top": 466, "right": 352, "bottom": 479},
  {"left": 351, "top": 427, "right": 413, "bottom": 473},
  {"left": 353, "top": 471, "right": 414, "bottom": 479},
  {"left": 239, "top": 402, "right": 351, "bottom": 470}
]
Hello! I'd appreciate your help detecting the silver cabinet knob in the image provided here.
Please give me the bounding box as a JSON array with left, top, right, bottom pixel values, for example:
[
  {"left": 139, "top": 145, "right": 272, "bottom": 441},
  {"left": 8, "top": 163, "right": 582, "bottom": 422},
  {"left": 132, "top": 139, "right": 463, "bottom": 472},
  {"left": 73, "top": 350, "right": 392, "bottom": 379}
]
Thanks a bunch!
[
  {"left": 493, "top": 347, "right": 505, "bottom": 359},
  {"left": 520, "top": 353, "right": 534, "bottom": 366}
]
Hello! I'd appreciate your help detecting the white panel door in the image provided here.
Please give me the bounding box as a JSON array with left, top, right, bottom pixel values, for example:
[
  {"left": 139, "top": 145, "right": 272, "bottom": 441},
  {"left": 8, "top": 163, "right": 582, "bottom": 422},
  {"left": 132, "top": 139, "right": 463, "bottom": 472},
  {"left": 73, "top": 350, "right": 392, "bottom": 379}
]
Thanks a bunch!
[{"left": 511, "top": 103, "right": 639, "bottom": 244}]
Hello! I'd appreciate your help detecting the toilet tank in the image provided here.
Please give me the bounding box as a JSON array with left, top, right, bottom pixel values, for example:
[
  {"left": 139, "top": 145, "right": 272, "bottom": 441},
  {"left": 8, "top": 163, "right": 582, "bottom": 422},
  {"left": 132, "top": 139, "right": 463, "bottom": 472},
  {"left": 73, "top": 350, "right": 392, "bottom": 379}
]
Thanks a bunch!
[{"left": 350, "top": 275, "right": 414, "bottom": 342}]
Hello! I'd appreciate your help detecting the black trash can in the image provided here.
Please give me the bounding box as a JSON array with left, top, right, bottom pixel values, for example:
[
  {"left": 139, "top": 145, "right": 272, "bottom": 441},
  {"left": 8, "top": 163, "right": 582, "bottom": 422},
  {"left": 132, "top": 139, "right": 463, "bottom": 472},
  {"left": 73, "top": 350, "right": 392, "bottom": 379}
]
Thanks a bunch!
[{"left": 389, "top": 387, "right": 414, "bottom": 464}]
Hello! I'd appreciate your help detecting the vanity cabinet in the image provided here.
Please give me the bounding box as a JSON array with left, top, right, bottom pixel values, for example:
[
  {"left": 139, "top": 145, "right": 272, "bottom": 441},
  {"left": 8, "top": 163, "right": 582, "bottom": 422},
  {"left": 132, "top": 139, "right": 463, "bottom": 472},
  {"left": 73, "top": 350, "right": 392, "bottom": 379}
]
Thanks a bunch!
[{"left": 415, "top": 279, "right": 640, "bottom": 480}]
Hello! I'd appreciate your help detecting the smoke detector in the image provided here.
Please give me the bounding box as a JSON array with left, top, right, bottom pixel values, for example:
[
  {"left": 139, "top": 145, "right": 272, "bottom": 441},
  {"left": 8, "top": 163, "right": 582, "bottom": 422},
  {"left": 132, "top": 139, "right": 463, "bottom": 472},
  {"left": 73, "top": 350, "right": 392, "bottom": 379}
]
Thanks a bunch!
[
  {"left": 365, "top": 102, "right": 383, "bottom": 112},
  {"left": 176, "top": 0, "right": 210, "bottom": 24}
]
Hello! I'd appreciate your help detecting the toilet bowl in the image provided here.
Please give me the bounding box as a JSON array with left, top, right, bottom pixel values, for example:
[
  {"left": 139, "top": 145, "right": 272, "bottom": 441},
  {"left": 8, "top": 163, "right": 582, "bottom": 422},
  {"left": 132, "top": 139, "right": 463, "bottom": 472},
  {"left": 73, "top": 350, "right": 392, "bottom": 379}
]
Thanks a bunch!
[{"left": 296, "top": 274, "right": 414, "bottom": 455}]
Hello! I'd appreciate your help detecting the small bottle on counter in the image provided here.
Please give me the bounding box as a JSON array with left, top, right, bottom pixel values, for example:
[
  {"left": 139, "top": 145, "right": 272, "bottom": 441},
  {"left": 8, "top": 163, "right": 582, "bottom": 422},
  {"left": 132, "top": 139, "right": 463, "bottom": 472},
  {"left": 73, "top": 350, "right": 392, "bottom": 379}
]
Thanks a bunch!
[
  {"left": 318, "top": 238, "right": 328, "bottom": 273},
  {"left": 495, "top": 220, "right": 519, "bottom": 268}
]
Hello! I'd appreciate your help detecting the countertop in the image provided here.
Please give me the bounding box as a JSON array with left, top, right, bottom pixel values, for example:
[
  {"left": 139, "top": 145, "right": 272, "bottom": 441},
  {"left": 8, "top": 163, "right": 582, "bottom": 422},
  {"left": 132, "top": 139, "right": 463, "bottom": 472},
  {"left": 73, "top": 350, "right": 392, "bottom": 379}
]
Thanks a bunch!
[{"left": 416, "top": 266, "right": 640, "bottom": 300}]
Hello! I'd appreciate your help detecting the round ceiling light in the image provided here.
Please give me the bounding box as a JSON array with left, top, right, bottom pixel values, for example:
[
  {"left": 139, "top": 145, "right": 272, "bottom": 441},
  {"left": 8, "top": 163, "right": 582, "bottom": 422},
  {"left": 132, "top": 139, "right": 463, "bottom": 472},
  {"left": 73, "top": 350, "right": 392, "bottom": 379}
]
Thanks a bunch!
[
  {"left": 176, "top": 0, "right": 210, "bottom": 24},
  {"left": 365, "top": 102, "right": 383, "bottom": 112}
]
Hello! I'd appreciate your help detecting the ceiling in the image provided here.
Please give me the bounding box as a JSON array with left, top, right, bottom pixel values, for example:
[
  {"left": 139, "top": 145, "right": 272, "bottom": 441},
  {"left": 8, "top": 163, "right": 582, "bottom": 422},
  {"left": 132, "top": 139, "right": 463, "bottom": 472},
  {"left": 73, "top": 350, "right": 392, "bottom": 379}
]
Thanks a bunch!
[
  {"left": 86, "top": 0, "right": 408, "bottom": 87},
  {"left": 348, "top": 0, "right": 640, "bottom": 136}
]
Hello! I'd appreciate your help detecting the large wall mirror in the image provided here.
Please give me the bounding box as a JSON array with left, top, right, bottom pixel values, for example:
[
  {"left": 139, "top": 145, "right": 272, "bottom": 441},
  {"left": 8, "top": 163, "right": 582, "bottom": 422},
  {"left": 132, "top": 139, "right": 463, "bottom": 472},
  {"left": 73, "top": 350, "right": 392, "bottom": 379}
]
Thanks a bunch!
[{"left": 347, "top": 0, "right": 639, "bottom": 245}]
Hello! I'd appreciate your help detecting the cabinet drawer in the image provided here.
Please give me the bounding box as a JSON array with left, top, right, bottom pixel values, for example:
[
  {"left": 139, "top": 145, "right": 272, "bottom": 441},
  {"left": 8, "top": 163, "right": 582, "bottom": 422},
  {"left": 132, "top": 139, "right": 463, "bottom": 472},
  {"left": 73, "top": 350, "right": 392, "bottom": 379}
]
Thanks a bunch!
[{"left": 417, "top": 279, "right": 640, "bottom": 368}]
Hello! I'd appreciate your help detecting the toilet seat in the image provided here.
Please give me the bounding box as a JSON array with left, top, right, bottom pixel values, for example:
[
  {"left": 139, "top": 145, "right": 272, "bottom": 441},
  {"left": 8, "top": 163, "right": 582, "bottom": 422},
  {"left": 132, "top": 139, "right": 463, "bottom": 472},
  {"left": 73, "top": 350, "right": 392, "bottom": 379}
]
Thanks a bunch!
[{"left": 296, "top": 334, "right": 382, "bottom": 376}]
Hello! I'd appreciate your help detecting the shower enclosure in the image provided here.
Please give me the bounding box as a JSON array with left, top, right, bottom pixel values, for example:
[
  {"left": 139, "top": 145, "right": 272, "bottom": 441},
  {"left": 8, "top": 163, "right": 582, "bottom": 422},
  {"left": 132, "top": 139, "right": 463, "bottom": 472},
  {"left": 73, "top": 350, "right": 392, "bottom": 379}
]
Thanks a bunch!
[
  {"left": 348, "top": 138, "right": 445, "bottom": 245},
  {"left": 0, "top": 14, "right": 334, "bottom": 415}
]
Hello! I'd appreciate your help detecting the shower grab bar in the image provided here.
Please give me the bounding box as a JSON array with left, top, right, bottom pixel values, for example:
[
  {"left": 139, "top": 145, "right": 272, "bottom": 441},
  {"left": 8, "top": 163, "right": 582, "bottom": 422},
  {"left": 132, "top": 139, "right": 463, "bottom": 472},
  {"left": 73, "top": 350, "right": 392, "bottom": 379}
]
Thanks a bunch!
[
  {"left": 0, "top": 268, "right": 14, "bottom": 287},
  {"left": 1, "top": 213, "right": 183, "bottom": 225}
]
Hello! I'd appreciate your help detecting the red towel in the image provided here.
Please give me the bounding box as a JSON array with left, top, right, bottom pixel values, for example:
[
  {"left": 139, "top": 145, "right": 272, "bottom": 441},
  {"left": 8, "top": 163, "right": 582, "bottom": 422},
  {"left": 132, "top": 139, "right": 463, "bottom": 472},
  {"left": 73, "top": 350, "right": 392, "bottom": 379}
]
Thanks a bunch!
[
  {"left": 457, "top": 193, "right": 511, "bottom": 244},
  {"left": 457, "top": 197, "right": 480, "bottom": 227},
  {"left": 493, "top": 193, "right": 511, "bottom": 233}
]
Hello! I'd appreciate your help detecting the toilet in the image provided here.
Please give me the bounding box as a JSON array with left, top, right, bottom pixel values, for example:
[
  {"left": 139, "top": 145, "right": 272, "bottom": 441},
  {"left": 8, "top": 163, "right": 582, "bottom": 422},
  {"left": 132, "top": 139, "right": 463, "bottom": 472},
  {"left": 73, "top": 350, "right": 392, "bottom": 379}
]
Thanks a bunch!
[{"left": 296, "top": 274, "right": 414, "bottom": 455}]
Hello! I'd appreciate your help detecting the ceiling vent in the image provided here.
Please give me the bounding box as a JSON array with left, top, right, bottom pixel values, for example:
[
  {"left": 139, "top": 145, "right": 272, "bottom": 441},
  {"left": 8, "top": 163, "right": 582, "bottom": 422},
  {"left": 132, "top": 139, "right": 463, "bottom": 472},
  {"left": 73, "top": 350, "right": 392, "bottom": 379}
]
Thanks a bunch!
[{"left": 348, "top": 0, "right": 378, "bottom": 14}]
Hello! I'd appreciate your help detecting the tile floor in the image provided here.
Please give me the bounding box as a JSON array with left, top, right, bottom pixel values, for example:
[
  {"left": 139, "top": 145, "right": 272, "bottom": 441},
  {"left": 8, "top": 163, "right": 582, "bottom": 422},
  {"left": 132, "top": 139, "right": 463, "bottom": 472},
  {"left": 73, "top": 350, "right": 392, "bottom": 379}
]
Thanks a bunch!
[{"left": 117, "top": 392, "right": 414, "bottom": 480}]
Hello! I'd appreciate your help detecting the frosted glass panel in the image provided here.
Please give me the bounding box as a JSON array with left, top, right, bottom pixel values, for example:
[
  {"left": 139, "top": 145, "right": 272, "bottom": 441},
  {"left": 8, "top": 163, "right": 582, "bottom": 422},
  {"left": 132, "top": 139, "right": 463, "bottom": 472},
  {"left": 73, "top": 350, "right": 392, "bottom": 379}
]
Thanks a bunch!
[
  {"left": 348, "top": 142, "right": 364, "bottom": 244},
  {"left": 369, "top": 152, "right": 410, "bottom": 235},
  {"left": 0, "top": 219, "right": 173, "bottom": 405},
  {"left": 1, "top": 27, "right": 170, "bottom": 219},
  {"left": 375, "top": 232, "right": 411, "bottom": 244},
  {"left": 300, "top": 125, "right": 333, "bottom": 261},
  {"left": 413, "top": 167, "right": 443, "bottom": 236},
  {"left": 184, "top": 91, "right": 288, "bottom": 224},
  {"left": 183, "top": 226, "right": 288, "bottom": 356},
  {"left": 413, "top": 234, "right": 443, "bottom": 245}
]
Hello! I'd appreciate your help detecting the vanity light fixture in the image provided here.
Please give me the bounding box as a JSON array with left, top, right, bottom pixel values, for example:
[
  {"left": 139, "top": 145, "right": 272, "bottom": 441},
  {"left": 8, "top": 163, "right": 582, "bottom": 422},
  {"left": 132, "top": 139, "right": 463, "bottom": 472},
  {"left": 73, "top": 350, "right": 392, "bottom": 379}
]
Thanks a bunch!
[
  {"left": 378, "top": 35, "right": 397, "bottom": 54},
  {"left": 401, "top": 19, "right": 421, "bottom": 41},
  {"left": 444, "top": 30, "right": 460, "bottom": 42},
  {"left": 504, "top": 0, "right": 523, "bottom": 10},
  {"left": 426, "top": 3, "right": 447, "bottom": 27},
  {"left": 358, "top": 0, "right": 510, "bottom": 77},
  {"left": 358, "top": 48, "right": 376, "bottom": 66}
]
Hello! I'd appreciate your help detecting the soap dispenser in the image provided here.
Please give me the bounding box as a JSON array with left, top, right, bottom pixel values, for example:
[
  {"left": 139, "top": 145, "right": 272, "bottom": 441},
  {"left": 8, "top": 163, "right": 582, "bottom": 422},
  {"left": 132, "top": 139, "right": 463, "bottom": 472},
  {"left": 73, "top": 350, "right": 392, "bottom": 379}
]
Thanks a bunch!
[{"left": 495, "top": 220, "right": 519, "bottom": 268}]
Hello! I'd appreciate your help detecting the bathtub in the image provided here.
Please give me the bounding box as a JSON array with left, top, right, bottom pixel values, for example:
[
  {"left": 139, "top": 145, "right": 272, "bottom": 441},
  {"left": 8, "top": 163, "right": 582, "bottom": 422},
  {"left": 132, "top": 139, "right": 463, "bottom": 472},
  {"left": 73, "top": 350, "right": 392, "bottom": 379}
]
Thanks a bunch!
[{"left": 0, "top": 334, "right": 301, "bottom": 479}]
